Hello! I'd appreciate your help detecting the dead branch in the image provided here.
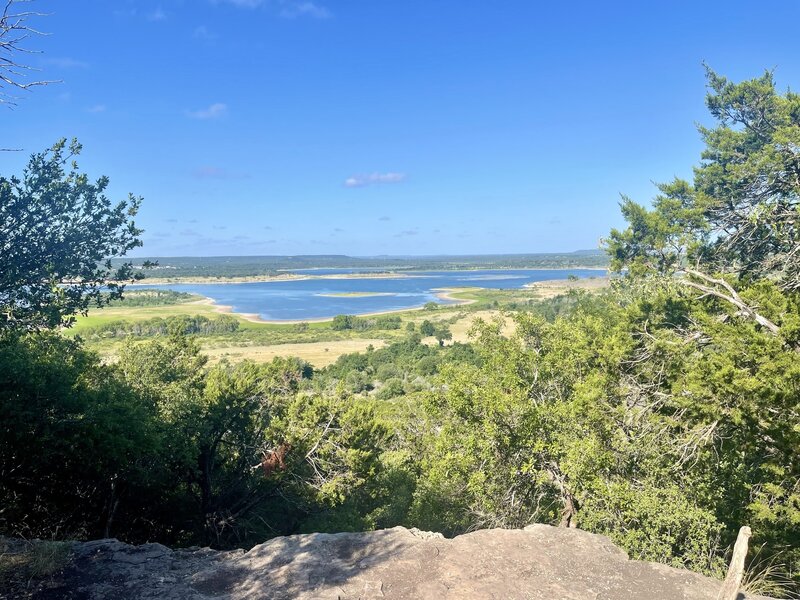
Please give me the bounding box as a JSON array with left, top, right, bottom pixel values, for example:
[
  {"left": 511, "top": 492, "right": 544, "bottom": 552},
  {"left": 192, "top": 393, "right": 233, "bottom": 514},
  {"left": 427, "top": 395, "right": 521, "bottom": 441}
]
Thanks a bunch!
[
  {"left": 681, "top": 269, "right": 780, "bottom": 335},
  {"left": 1, "top": 0, "right": 57, "bottom": 106},
  {"left": 716, "top": 526, "right": 751, "bottom": 600}
]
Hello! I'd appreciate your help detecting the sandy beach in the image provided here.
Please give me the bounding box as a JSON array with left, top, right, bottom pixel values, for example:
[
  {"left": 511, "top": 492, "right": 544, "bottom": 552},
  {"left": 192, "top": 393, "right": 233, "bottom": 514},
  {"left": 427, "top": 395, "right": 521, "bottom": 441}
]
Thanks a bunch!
[{"left": 141, "top": 272, "right": 427, "bottom": 285}]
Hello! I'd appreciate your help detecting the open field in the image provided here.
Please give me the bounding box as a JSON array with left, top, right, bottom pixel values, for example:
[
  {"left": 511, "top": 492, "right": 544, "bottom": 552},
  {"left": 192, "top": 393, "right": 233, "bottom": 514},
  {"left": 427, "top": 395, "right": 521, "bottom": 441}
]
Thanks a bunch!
[
  {"left": 446, "top": 310, "right": 516, "bottom": 342},
  {"left": 204, "top": 338, "right": 388, "bottom": 367},
  {"left": 66, "top": 297, "right": 231, "bottom": 334},
  {"left": 524, "top": 276, "right": 610, "bottom": 298}
]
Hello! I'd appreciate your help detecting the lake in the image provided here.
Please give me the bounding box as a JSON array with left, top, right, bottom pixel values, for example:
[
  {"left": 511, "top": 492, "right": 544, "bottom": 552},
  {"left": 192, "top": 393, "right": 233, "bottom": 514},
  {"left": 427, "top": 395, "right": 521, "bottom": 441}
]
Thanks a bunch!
[{"left": 136, "top": 269, "right": 603, "bottom": 322}]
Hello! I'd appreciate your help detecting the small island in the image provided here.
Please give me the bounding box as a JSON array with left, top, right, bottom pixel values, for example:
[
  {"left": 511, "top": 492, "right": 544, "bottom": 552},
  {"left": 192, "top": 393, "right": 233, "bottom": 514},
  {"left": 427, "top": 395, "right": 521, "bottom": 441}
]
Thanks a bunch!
[{"left": 316, "top": 291, "right": 396, "bottom": 298}]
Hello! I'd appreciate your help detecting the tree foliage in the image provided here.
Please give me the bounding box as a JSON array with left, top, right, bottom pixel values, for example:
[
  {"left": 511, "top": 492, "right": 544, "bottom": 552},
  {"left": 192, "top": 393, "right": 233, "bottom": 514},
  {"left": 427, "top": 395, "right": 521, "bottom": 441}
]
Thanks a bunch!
[
  {"left": 606, "top": 68, "right": 800, "bottom": 291},
  {"left": 0, "top": 139, "right": 147, "bottom": 331},
  {"left": 414, "top": 285, "right": 799, "bottom": 582},
  {"left": 2, "top": 70, "right": 799, "bottom": 596}
]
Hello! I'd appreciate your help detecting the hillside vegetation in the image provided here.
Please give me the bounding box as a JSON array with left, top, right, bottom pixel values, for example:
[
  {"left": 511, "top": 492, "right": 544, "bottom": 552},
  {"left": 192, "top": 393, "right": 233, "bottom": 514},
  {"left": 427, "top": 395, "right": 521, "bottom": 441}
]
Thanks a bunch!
[{"left": 0, "top": 70, "right": 798, "bottom": 597}]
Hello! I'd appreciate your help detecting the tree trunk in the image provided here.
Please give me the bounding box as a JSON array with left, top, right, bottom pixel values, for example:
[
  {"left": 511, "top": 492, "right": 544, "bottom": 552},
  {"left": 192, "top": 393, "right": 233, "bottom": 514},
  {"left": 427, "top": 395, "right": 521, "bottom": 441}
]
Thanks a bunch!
[
  {"left": 716, "top": 526, "right": 751, "bottom": 600},
  {"left": 559, "top": 491, "right": 579, "bottom": 528},
  {"left": 103, "top": 480, "right": 120, "bottom": 539}
]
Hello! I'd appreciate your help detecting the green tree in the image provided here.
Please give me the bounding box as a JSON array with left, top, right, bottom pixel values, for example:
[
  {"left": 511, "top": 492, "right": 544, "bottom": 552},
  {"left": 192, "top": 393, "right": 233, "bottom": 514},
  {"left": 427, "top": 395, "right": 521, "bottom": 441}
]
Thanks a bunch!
[
  {"left": 331, "top": 314, "right": 354, "bottom": 330},
  {"left": 605, "top": 68, "right": 800, "bottom": 337},
  {"left": 414, "top": 289, "right": 800, "bottom": 580},
  {"left": 434, "top": 326, "right": 453, "bottom": 347},
  {"left": 0, "top": 333, "right": 169, "bottom": 541},
  {"left": 419, "top": 320, "right": 435, "bottom": 336},
  {"left": 0, "top": 139, "right": 148, "bottom": 331}
]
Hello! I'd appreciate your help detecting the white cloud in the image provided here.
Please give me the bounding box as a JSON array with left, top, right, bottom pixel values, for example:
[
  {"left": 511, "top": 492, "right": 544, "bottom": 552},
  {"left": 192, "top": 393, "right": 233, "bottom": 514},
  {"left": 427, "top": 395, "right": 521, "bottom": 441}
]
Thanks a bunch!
[
  {"left": 87, "top": 104, "right": 106, "bottom": 113},
  {"left": 280, "top": 1, "right": 330, "bottom": 19},
  {"left": 193, "top": 25, "right": 218, "bottom": 40},
  {"left": 147, "top": 6, "right": 167, "bottom": 21},
  {"left": 217, "top": 0, "right": 265, "bottom": 7},
  {"left": 344, "top": 172, "right": 406, "bottom": 188},
  {"left": 44, "top": 57, "right": 89, "bottom": 69},
  {"left": 216, "top": 0, "right": 330, "bottom": 18},
  {"left": 187, "top": 103, "right": 228, "bottom": 119},
  {"left": 192, "top": 166, "right": 249, "bottom": 179}
]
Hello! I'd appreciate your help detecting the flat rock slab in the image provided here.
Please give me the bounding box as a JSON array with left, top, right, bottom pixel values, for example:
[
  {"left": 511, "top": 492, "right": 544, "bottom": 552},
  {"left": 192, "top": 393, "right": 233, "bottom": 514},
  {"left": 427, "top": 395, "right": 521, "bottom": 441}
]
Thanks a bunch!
[{"left": 20, "top": 525, "right": 771, "bottom": 600}]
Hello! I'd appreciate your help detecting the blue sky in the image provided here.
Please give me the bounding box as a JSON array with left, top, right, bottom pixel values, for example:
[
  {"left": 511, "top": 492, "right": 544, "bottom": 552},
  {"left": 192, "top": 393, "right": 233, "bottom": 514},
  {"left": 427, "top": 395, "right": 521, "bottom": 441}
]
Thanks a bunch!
[{"left": 2, "top": 0, "right": 800, "bottom": 257}]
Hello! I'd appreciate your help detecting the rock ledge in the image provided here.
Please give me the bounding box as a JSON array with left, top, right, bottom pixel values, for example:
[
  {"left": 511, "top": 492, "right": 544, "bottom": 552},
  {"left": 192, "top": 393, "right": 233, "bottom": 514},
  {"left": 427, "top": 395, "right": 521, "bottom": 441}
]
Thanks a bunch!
[{"left": 15, "top": 525, "right": 771, "bottom": 599}]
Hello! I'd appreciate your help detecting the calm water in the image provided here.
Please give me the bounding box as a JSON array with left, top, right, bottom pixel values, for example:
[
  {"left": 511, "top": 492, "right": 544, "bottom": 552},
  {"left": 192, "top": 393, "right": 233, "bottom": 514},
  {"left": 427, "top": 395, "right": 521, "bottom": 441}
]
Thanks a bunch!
[{"left": 136, "top": 269, "right": 603, "bottom": 321}]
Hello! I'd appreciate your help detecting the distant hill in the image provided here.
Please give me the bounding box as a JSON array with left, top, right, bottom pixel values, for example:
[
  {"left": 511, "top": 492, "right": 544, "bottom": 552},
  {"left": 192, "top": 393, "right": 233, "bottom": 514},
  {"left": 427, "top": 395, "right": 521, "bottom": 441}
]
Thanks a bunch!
[{"left": 116, "top": 252, "right": 609, "bottom": 279}]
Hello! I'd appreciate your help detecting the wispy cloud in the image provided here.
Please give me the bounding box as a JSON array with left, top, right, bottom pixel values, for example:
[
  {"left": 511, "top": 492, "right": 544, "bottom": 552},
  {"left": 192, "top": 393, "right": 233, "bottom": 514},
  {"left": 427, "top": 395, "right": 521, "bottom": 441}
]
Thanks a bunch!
[
  {"left": 216, "top": 0, "right": 265, "bottom": 7},
  {"left": 147, "top": 6, "right": 167, "bottom": 21},
  {"left": 280, "top": 1, "right": 330, "bottom": 19},
  {"left": 193, "top": 25, "right": 218, "bottom": 40},
  {"left": 44, "top": 57, "right": 88, "bottom": 69},
  {"left": 113, "top": 8, "right": 138, "bottom": 18},
  {"left": 187, "top": 103, "right": 228, "bottom": 120},
  {"left": 344, "top": 172, "right": 406, "bottom": 188},
  {"left": 192, "top": 166, "right": 249, "bottom": 179},
  {"left": 394, "top": 229, "right": 419, "bottom": 238},
  {"left": 378, "top": 216, "right": 391, "bottom": 222},
  {"left": 87, "top": 104, "right": 106, "bottom": 113},
  {"left": 215, "top": 0, "right": 331, "bottom": 18}
]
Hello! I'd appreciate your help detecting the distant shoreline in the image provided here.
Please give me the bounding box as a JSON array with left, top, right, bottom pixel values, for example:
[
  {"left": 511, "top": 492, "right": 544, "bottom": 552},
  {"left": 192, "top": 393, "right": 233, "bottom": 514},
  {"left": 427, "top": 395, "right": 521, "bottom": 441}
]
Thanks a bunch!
[{"left": 136, "top": 266, "right": 608, "bottom": 286}]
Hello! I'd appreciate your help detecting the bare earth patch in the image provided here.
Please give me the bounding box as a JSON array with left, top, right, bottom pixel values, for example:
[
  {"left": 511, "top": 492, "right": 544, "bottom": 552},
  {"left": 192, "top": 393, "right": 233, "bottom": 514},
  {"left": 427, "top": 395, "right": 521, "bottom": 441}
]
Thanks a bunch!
[
  {"left": 203, "top": 339, "right": 387, "bottom": 367},
  {"left": 525, "top": 276, "right": 610, "bottom": 298}
]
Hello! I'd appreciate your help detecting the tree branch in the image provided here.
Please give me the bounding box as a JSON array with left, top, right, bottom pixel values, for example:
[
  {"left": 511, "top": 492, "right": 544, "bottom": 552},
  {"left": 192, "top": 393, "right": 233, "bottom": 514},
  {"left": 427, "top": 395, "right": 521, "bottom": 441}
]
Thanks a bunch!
[
  {"left": 681, "top": 269, "right": 780, "bottom": 335},
  {"left": 0, "top": 0, "right": 57, "bottom": 105}
]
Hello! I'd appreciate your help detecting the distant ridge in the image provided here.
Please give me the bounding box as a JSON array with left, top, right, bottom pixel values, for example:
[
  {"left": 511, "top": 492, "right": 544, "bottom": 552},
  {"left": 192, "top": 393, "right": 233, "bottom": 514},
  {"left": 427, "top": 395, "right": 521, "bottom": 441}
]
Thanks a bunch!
[{"left": 115, "top": 252, "right": 609, "bottom": 279}]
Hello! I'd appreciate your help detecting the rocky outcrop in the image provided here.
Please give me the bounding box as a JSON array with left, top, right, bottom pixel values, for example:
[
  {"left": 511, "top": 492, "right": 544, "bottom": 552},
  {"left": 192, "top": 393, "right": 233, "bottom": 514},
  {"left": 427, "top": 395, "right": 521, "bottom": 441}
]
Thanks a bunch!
[{"left": 15, "top": 525, "right": 772, "bottom": 599}]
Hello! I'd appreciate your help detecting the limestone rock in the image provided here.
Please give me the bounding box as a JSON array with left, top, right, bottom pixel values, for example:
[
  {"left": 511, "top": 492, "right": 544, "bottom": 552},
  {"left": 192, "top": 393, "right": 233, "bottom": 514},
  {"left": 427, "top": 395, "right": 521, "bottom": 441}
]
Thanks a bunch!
[{"left": 13, "top": 525, "right": 773, "bottom": 599}]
